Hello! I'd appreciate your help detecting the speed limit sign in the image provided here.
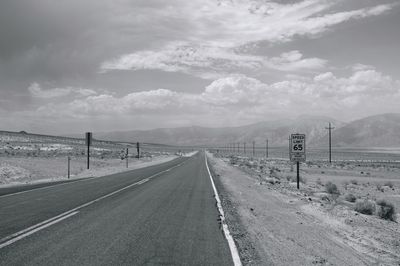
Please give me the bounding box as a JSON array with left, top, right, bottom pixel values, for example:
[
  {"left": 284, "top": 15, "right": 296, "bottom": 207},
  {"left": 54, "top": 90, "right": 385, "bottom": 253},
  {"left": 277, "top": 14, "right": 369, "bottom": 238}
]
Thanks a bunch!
[{"left": 290, "top": 134, "right": 306, "bottom": 162}]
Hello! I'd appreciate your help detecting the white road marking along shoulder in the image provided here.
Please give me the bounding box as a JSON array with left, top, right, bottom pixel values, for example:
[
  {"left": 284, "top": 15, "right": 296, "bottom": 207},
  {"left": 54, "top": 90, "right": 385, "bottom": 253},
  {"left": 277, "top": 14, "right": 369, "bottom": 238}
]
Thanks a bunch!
[
  {"left": 204, "top": 152, "right": 242, "bottom": 266},
  {"left": 0, "top": 159, "right": 188, "bottom": 249},
  {"left": 0, "top": 211, "right": 79, "bottom": 249},
  {"left": 0, "top": 177, "right": 98, "bottom": 199}
]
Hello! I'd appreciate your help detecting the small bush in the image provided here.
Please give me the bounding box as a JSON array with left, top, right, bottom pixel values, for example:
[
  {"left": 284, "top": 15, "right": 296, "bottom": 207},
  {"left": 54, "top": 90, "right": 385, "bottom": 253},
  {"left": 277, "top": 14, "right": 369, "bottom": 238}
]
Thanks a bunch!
[
  {"left": 350, "top": 179, "right": 358, "bottom": 185},
  {"left": 345, "top": 193, "right": 357, "bottom": 203},
  {"left": 384, "top": 181, "right": 394, "bottom": 188},
  {"left": 325, "top": 182, "right": 340, "bottom": 195},
  {"left": 354, "top": 200, "right": 375, "bottom": 215},
  {"left": 376, "top": 199, "right": 396, "bottom": 221},
  {"left": 376, "top": 183, "right": 384, "bottom": 192}
]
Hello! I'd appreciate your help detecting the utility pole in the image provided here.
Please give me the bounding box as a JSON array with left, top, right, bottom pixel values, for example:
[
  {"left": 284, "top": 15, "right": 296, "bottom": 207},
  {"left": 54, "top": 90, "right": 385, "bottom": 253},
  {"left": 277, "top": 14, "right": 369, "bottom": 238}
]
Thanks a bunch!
[
  {"left": 244, "top": 142, "right": 246, "bottom": 155},
  {"left": 252, "top": 141, "right": 255, "bottom": 157},
  {"left": 289, "top": 136, "right": 293, "bottom": 172},
  {"left": 237, "top": 142, "right": 240, "bottom": 154},
  {"left": 325, "top": 122, "right": 335, "bottom": 163},
  {"left": 266, "top": 139, "right": 269, "bottom": 158},
  {"left": 136, "top": 142, "right": 140, "bottom": 159}
]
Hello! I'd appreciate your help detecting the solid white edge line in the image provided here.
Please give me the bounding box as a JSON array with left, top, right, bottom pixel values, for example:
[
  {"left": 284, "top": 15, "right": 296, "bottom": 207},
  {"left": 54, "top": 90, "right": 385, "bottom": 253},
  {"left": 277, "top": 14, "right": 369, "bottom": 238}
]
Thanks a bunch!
[
  {"left": 204, "top": 152, "right": 242, "bottom": 266},
  {"left": 0, "top": 211, "right": 79, "bottom": 249},
  {"left": 0, "top": 158, "right": 190, "bottom": 249},
  {"left": 0, "top": 177, "right": 98, "bottom": 199}
]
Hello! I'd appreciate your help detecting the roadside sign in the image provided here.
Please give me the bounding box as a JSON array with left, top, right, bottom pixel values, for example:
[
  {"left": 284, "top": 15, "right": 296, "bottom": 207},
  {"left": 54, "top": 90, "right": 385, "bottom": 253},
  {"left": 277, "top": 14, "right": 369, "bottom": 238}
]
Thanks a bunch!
[
  {"left": 85, "top": 132, "right": 92, "bottom": 146},
  {"left": 290, "top": 134, "right": 306, "bottom": 162}
]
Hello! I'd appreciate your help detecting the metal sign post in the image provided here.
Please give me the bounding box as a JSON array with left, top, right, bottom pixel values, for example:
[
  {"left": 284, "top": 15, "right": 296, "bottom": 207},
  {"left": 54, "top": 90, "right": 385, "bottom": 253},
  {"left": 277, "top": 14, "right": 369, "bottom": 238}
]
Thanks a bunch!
[
  {"left": 85, "top": 132, "right": 92, "bottom": 169},
  {"left": 67, "top": 156, "right": 71, "bottom": 179},
  {"left": 290, "top": 134, "right": 306, "bottom": 189},
  {"left": 126, "top": 148, "right": 129, "bottom": 168}
]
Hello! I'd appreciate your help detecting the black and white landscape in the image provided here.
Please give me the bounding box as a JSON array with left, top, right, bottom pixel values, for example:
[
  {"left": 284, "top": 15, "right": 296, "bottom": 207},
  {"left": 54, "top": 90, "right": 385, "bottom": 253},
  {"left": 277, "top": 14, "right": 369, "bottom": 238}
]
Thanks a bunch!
[{"left": 1, "top": 1, "right": 400, "bottom": 265}]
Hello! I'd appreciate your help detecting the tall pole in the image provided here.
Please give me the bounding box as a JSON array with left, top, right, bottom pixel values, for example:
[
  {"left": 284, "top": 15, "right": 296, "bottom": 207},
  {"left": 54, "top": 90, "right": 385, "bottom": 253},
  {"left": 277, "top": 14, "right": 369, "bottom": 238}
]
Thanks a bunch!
[
  {"left": 67, "top": 156, "right": 71, "bottom": 179},
  {"left": 85, "top": 132, "right": 92, "bottom": 170},
  {"left": 296, "top": 161, "right": 300, "bottom": 189},
  {"left": 266, "top": 139, "right": 269, "bottom": 158},
  {"left": 289, "top": 136, "right": 293, "bottom": 172},
  {"left": 252, "top": 141, "right": 255, "bottom": 157},
  {"left": 87, "top": 142, "right": 90, "bottom": 169},
  {"left": 244, "top": 142, "right": 246, "bottom": 155},
  {"left": 126, "top": 148, "right": 129, "bottom": 168},
  {"left": 325, "top": 122, "right": 335, "bottom": 163},
  {"left": 136, "top": 142, "right": 140, "bottom": 159}
]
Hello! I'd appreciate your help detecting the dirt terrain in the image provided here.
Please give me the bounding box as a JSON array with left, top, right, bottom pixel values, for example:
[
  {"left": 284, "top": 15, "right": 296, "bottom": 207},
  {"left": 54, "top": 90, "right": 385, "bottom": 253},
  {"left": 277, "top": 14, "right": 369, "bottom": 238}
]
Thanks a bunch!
[
  {"left": 0, "top": 155, "right": 178, "bottom": 186},
  {"left": 207, "top": 152, "right": 400, "bottom": 266},
  {"left": 0, "top": 131, "right": 183, "bottom": 186}
]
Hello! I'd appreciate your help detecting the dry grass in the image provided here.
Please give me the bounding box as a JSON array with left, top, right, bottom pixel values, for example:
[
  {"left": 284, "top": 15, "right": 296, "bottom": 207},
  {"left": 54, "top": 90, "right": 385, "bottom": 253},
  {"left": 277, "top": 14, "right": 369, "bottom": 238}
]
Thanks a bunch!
[
  {"left": 344, "top": 193, "right": 357, "bottom": 203},
  {"left": 354, "top": 199, "right": 375, "bottom": 215},
  {"left": 325, "top": 182, "right": 340, "bottom": 195},
  {"left": 376, "top": 199, "right": 396, "bottom": 221}
]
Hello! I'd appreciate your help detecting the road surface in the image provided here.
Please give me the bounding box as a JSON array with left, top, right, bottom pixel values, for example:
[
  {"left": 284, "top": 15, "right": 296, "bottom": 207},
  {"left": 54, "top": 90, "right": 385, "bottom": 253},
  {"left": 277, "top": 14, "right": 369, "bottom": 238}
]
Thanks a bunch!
[{"left": 0, "top": 152, "right": 234, "bottom": 265}]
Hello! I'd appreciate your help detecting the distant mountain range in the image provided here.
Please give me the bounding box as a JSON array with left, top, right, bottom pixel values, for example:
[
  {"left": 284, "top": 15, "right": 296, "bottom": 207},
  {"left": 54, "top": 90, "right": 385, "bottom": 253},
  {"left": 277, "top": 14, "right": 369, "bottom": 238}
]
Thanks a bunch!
[
  {"left": 92, "top": 113, "right": 400, "bottom": 148},
  {"left": 92, "top": 115, "right": 337, "bottom": 147},
  {"left": 315, "top": 113, "right": 400, "bottom": 147},
  {"left": 4, "top": 113, "right": 398, "bottom": 148}
]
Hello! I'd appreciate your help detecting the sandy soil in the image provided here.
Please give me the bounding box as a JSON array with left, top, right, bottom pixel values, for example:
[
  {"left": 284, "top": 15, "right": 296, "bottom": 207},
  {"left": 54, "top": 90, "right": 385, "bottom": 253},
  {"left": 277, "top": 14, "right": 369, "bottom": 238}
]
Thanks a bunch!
[
  {"left": 207, "top": 152, "right": 400, "bottom": 266},
  {"left": 0, "top": 155, "right": 177, "bottom": 186}
]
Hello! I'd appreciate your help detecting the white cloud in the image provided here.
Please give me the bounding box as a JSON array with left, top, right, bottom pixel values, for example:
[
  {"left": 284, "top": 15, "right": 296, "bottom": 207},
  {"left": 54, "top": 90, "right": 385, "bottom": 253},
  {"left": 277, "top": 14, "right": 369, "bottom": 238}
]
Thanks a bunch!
[
  {"left": 31, "top": 67, "right": 400, "bottom": 125},
  {"left": 100, "top": 0, "right": 394, "bottom": 78},
  {"left": 36, "top": 89, "right": 182, "bottom": 118},
  {"left": 28, "top": 83, "right": 96, "bottom": 98},
  {"left": 101, "top": 43, "right": 327, "bottom": 78}
]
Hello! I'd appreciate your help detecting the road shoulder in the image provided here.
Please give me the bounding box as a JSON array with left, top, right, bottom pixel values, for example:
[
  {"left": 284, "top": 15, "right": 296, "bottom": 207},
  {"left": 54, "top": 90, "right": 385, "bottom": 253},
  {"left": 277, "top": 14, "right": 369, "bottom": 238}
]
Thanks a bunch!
[
  {"left": 206, "top": 152, "right": 376, "bottom": 266},
  {"left": 206, "top": 152, "right": 262, "bottom": 265}
]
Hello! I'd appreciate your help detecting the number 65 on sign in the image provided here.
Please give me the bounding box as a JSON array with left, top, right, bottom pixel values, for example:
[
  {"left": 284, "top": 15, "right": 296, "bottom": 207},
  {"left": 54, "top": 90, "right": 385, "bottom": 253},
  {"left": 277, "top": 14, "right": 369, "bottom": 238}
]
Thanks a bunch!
[{"left": 290, "top": 134, "right": 306, "bottom": 162}]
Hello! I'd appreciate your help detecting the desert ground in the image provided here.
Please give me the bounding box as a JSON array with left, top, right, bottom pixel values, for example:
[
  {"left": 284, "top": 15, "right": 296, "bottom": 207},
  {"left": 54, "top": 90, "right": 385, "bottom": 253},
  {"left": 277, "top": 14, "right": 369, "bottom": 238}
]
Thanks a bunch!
[
  {"left": 0, "top": 131, "right": 182, "bottom": 186},
  {"left": 208, "top": 151, "right": 400, "bottom": 266}
]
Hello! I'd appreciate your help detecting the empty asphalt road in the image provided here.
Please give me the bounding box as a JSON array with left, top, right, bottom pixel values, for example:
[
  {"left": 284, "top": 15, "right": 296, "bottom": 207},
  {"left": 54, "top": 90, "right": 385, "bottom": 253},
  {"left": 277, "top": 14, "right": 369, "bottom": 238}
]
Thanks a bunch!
[{"left": 0, "top": 152, "right": 235, "bottom": 265}]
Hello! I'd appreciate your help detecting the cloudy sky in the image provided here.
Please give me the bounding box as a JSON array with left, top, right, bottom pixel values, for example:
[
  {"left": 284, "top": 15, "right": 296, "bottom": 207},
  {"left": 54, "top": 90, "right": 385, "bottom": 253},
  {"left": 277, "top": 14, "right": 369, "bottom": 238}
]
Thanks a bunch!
[{"left": 1, "top": 0, "right": 399, "bottom": 134}]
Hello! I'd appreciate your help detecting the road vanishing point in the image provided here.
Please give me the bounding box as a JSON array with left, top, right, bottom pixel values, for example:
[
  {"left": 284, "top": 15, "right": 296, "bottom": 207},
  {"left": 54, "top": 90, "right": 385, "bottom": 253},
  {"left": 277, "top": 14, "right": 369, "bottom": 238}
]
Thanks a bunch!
[{"left": 0, "top": 152, "right": 237, "bottom": 266}]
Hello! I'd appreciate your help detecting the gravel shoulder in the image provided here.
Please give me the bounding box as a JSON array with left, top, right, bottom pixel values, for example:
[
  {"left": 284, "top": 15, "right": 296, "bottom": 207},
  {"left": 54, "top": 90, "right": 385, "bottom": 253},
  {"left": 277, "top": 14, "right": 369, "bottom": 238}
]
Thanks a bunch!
[{"left": 207, "top": 152, "right": 400, "bottom": 266}]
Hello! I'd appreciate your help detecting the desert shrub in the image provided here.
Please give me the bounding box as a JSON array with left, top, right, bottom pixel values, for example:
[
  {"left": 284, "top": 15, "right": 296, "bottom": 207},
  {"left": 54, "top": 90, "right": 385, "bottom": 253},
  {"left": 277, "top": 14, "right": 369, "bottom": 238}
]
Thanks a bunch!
[
  {"left": 325, "top": 182, "right": 340, "bottom": 195},
  {"left": 384, "top": 181, "right": 394, "bottom": 188},
  {"left": 376, "top": 183, "right": 384, "bottom": 192},
  {"left": 316, "top": 178, "right": 322, "bottom": 186},
  {"left": 376, "top": 199, "right": 396, "bottom": 221},
  {"left": 350, "top": 179, "right": 358, "bottom": 185},
  {"left": 345, "top": 193, "right": 357, "bottom": 203},
  {"left": 354, "top": 200, "right": 375, "bottom": 215}
]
